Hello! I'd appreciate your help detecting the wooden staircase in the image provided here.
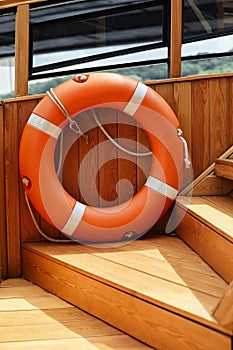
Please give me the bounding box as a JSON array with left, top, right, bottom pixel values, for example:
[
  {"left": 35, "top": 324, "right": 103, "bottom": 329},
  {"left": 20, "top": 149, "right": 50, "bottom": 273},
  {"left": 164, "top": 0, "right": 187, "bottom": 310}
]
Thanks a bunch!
[
  {"left": 20, "top": 147, "right": 233, "bottom": 350},
  {"left": 176, "top": 147, "right": 233, "bottom": 284},
  {"left": 21, "top": 236, "right": 233, "bottom": 349}
]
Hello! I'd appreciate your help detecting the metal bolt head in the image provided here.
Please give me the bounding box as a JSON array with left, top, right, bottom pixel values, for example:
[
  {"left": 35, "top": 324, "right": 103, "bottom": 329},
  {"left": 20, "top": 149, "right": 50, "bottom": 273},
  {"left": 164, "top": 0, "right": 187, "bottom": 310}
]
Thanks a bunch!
[
  {"left": 123, "top": 231, "right": 135, "bottom": 240},
  {"left": 73, "top": 74, "right": 88, "bottom": 83},
  {"left": 22, "top": 177, "right": 31, "bottom": 189}
]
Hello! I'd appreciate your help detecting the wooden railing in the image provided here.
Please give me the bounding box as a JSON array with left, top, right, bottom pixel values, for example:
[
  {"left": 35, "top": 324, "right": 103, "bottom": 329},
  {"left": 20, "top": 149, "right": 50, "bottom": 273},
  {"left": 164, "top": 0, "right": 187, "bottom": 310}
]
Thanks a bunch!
[{"left": 0, "top": 72, "right": 233, "bottom": 279}]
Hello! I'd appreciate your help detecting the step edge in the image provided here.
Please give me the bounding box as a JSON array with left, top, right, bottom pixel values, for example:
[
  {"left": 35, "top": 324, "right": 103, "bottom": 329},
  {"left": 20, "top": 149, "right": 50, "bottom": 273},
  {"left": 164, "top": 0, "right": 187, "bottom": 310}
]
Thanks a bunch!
[{"left": 21, "top": 243, "right": 232, "bottom": 336}]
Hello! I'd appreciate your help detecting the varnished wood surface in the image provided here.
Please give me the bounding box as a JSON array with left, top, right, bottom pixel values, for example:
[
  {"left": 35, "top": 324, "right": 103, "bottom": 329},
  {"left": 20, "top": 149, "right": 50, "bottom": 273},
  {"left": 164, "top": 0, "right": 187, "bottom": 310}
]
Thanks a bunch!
[
  {"left": 191, "top": 175, "right": 233, "bottom": 196},
  {"left": 170, "top": 0, "right": 182, "bottom": 78},
  {"left": 176, "top": 195, "right": 233, "bottom": 283},
  {"left": 213, "top": 280, "right": 233, "bottom": 331},
  {"left": 0, "top": 0, "right": 47, "bottom": 9},
  {"left": 0, "top": 105, "right": 7, "bottom": 280},
  {"left": 1, "top": 74, "right": 233, "bottom": 277},
  {"left": 21, "top": 235, "right": 232, "bottom": 349},
  {"left": 15, "top": 4, "right": 29, "bottom": 96},
  {"left": 180, "top": 144, "right": 233, "bottom": 196},
  {"left": 177, "top": 196, "right": 233, "bottom": 242},
  {"left": 215, "top": 159, "right": 233, "bottom": 181},
  {"left": 0, "top": 278, "right": 152, "bottom": 349}
]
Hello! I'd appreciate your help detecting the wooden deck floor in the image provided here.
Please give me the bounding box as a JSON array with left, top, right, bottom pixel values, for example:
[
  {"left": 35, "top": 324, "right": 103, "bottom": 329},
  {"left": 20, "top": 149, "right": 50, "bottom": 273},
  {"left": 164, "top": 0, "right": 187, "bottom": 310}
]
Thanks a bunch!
[
  {"left": 21, "top": 234, "right": 232, "bottom": 350},
  {"left": 0, "top": 278, "right": 153, "bottom": 349}
]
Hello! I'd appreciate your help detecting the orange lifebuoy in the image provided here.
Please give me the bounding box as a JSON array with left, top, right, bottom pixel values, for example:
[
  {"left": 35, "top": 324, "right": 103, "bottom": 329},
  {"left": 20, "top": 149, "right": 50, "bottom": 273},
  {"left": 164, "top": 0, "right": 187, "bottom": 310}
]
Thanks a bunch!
[{"left": 19, "top": 72, "right": 185, "bottom": 243}]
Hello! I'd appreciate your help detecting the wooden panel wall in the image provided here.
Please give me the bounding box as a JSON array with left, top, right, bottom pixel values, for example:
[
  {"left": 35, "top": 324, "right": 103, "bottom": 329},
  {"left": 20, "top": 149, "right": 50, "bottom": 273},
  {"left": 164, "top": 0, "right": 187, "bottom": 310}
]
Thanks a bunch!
[
  {"left": 0, "top": 104, "right": 7, "bottom": 280},
  {"left": 1, "top": 73, "right": 233, "bottom": 277}
]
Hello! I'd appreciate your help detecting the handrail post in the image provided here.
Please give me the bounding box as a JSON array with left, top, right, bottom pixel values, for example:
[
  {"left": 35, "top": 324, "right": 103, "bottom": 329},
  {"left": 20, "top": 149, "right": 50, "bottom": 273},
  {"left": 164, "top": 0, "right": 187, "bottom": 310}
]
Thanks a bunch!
[
  {"left": 170, "top": 0, "right": 182, "bottom": 78},
  {"left": 15, "top": 4, "right": 29, "bottom": 96}
]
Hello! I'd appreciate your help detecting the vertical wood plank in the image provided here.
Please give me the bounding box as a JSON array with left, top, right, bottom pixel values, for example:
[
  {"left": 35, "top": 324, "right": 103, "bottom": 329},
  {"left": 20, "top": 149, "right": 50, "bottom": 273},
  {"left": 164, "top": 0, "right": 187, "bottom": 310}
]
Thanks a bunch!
[
  {"left": 0, "top": 104, "right": 7, "bottom": 279},
  {"left": 227, "top": 77, "right": 233, "bottom": 146},
  {"left": 174, "top": 82, "right": 192, "bottom": 154},
  {"left": 18, "top": 99, "right": 41, "bottom": 242},
  {"left": 4, "top": 102, "right": 21, "bottom": 277},
  {"left": 61, "top": 124, "right": 80, "bottom": 201},
  {"left": 118, "top": 112, "right": 137, "bottom": 204},
  {"left": 209, "top": 78, "right": 228, "bottom": 163},
  {"left": 170, "top": 0, "right": 182, "bottom": 78},
  {"left": 136, "top": 125, "right": 151, "bottom": 192},
  {"left": 78, "top": 112, "right": 99, "bottom": 207},
  {"left": 1, "top": 75, "right": 231, "bottom": 249},
  {"left": 15, "top": 4, "right": 29, "bottom": 96},
  {"left": 153, "top": 83, "right": 175, "bottom": 111},
  {"left": 191, "top": 79, "right": 210, "bottom": 177},
  {"left": 98, "top": 109, "right": 118, "bottom": 207}
]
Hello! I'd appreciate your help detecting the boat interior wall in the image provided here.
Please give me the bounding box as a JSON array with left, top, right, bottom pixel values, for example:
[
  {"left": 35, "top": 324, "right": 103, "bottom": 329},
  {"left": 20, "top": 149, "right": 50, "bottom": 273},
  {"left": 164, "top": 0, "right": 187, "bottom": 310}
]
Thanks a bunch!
[{"left": 0, "top": 73, "right": 233, "bottom": 278}]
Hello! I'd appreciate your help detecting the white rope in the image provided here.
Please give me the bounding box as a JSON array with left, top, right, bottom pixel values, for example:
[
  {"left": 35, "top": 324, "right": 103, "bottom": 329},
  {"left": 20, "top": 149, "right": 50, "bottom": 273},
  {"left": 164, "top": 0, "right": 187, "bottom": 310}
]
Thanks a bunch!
[
  {"left": 27, "top": 87, "right": 190, "bottom": 243},
  {"left": 91, "top": 110, "right": 152, "bottom": 157},
  {"left": 56, "top": 132, "right": 63, "bottom": 178},
  {"left": 48, "top": 87, "right": 151, "bottom": 157},
  {"left": 177, "top": 129, "right": 191, "bottom": 168},
  {"left": 24, "top": 191, "right": 71, "bottom": 243},
  {"left": 47, "top": 88, "right": 88, "bottom": 143}
]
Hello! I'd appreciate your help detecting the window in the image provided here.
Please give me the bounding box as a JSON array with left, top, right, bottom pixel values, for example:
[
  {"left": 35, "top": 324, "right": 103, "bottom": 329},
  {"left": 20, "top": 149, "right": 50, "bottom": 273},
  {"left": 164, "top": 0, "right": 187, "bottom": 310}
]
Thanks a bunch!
[
  {"left": 0, "top": 10, "right": 15, "bottom": 99},
  {"left": 183, "top": 0, "right": 233, "bottom": 42},
  {"left": 181, "top": 0, "right": 233, "bottom": 77},
  {"left": 29, "top": 0, "right": 169, "bottom": 80}
]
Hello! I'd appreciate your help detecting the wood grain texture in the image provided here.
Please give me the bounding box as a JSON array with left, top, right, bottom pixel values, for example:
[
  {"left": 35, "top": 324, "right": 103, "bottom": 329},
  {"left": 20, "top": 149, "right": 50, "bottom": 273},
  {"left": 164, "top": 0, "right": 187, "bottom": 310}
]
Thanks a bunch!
[
  {"left": 192, "top": 175, "right": 233, "bottom": 196},
  {"left": 154, "top": 83, "right": 174, "bottom": 111},
  {"left": 170, "top": 0, "right": 182, "bottom": 78},
  {"left": 4, "top": 102, "right": 21, "bottom": 277},
  {"left": 98, "top": 109, "right": 118, "bottom": 207},
  {"left": 174, "top": 81, "right": 192, "bottom": 155},
  {"left": 15, "top": 4, "right": 29, "bottom": 96},
  {"left": 209, "top": 78, "right": 228, "bottom": 162},
  {"left": 78, "top": 115, "right": 99, "bottom": 207},
  {"left": 2, "top": 73, "right": 233, "bottom": 275},
  {"left": 215, "top": 159, "right": 233, "bottom": 181},
  {"left": 0, "top": 278, "right": 151, "bottom": 349},
  {"left": 191, "top": 79, "right": 210, "bottom": 176},
  {"left": 178, "top": 196, "right": 233, "bottom": 241},
  {"left": 0, "top": 105, "right": 7, "bottom": 280},
  {"left": 18, "top": 99, "right": 41, "bottom": 242},
  {"left": 212, "top": 280, "right": 233, "bottom": 331},
  {"left": 117, "top": 111, "right": 137, "bottom": 204},
  {"left": 228, "top": 77, "right": 233, "bottom": 145},
  {"left": 176, "top": 197, "right": 233, "bottom": 283},
  {"left": 21, "top": 240, "right": 232, "bottom": 350}
]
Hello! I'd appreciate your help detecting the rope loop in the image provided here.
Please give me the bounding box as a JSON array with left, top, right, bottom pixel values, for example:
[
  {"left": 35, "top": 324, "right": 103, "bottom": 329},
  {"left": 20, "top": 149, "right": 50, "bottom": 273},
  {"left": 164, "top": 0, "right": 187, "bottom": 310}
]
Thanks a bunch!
[{"left": 177, "top": 128, "right": 191, "bottom": 168}]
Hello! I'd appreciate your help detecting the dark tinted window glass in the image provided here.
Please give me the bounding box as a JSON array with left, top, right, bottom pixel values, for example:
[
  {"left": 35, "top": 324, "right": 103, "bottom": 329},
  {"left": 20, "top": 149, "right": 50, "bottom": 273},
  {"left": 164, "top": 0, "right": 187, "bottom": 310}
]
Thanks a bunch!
[
  {"left": 0, "top": 11, "right": 15, "bottom": 58},
  {"left": 183, "top": 0, "right": 233, "bottom": 42},
  {"left": 0, "top": 11, "right": 15, "bottom": 98},
  {"left": 30, "top": 0, "right": 165, "bottom": 71}
]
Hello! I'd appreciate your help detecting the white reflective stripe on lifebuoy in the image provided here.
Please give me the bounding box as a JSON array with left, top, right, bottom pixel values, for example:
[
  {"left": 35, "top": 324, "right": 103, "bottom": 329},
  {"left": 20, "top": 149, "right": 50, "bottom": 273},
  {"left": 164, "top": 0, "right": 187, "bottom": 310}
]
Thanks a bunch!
[
  {"left": 145, "top": 176, "right": 178, "bottom": 200},
  {"left": 123, "top": 82, "right": 148, "bottom": 116},
  {"left": 61, "top": 201, "right": 86, "bottom": 236},
  {"left": 27, "top": 113, "right": 62, "bottom": 139}
]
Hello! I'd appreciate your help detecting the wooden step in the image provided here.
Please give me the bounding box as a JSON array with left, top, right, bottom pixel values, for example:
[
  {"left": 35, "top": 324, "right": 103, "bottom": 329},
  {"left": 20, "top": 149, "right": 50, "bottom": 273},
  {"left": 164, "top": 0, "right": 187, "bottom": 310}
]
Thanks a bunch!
[
  {"left": 0, "top": 278, "right": 151, "bottom": 349},
  {"left": 215, "top": 159, "right": 233, "bottom": 181},
  {"left": 176, "top": 195, "right": 233, "bottom": 283},
  {"left": 21, "top": 236, "right": 233, "bottom": 350}
]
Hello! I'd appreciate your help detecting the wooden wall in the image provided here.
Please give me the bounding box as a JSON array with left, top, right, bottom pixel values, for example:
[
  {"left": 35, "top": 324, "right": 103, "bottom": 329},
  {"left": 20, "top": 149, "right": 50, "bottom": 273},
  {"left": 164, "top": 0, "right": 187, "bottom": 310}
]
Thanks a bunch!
[{"left": 0, "top": 73, "right": 233, "bottom": 278}]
